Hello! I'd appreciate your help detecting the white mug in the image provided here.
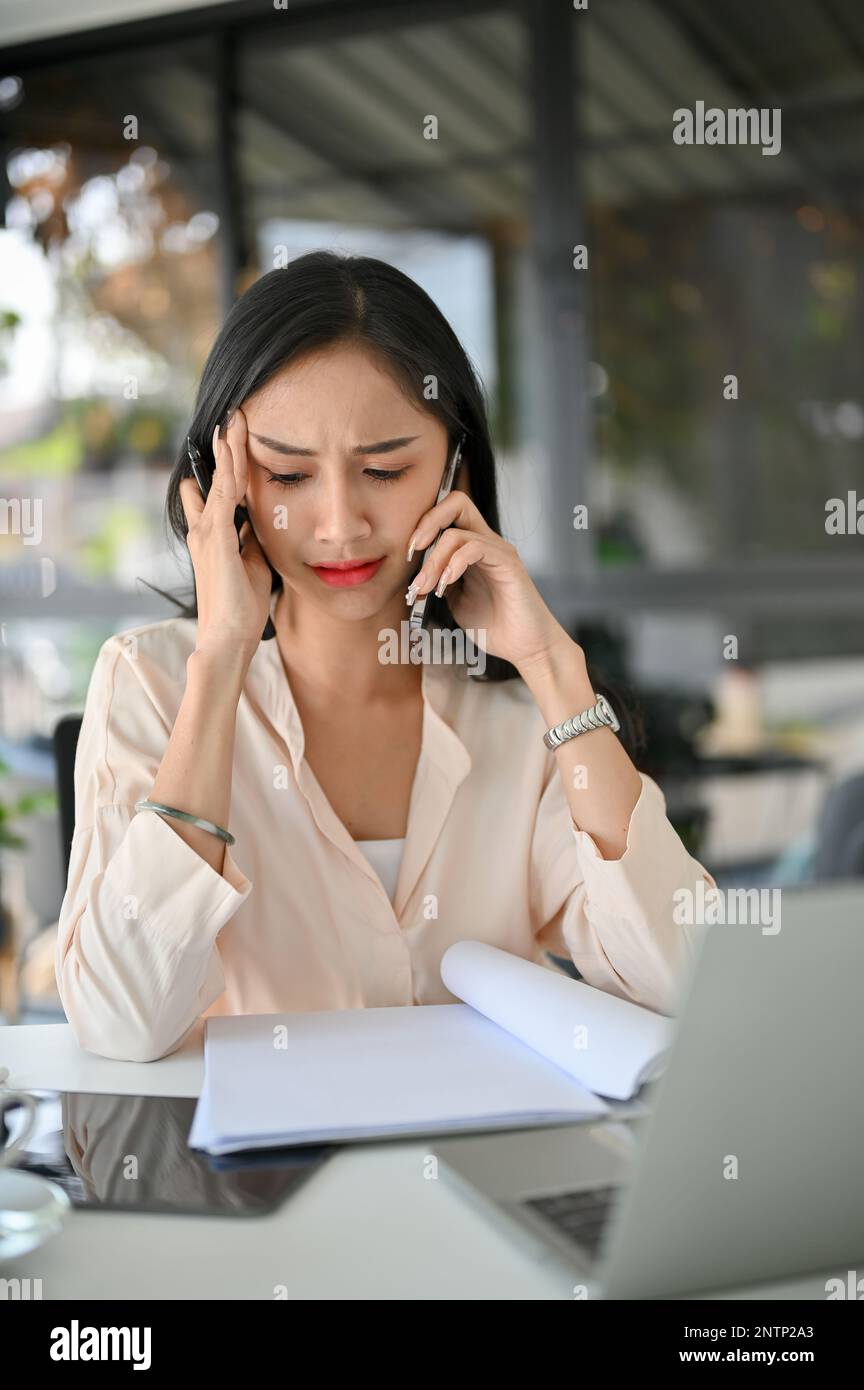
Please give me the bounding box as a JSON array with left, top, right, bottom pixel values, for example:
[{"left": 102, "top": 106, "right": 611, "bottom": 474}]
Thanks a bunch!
[{"left": 0, "top": 1086, "right": 71, "bottom": 1264}]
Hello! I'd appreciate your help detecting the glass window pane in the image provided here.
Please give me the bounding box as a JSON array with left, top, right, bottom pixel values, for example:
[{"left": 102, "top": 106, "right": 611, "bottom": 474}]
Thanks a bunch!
[
  {"left": 582, "top": 0, "right": 864, "bottom": 568},
  {"left": 1, "top": 37, "right": 223, "bottom": 733}
]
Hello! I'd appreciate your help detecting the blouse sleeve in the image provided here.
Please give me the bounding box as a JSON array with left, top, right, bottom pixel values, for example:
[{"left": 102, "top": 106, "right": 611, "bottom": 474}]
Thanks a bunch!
[
  {"left": 528, "top": 766, "right": 713, "bottom": 1016},
  {"left": 55, "top": 634, "right": 253, "bottom": 1063}
]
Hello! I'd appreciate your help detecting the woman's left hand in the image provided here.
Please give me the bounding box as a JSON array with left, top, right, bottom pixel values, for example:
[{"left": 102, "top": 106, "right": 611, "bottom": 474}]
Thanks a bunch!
[{"left": 405, "top": 491, "right": 571, "bottom": 672}]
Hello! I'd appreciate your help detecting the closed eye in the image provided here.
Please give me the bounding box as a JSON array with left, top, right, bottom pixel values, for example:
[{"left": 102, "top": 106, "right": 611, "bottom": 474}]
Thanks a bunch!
[{"left": 266, "top": 467, "right": 411, "bottom": 488}]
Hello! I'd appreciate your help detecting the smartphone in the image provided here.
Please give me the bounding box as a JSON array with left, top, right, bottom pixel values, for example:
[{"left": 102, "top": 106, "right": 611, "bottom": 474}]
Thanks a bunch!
[
  {"left": 6, "top": 1088, "right": 333, "bottom": 1218},
  {"left": 408, "top": 432, "right": 466, "bottom": 635},
  {"left": 186, "top": 431, "right": 277, "bottom": 641}
]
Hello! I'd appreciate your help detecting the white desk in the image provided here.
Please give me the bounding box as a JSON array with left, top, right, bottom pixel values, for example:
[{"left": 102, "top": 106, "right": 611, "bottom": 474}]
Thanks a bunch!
[{"left": 0, "top": 1025, "right": 837, "bottom": 1301}]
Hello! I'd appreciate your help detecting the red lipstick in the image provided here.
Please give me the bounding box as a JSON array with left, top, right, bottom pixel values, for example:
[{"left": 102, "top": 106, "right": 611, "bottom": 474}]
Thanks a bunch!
[{"left": 308, "top": 557, "right": 384, "bottom": 587}]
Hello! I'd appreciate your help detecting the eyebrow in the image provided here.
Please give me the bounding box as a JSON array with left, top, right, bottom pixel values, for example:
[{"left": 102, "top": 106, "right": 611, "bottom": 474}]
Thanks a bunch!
[{"left": 251, "top": 433, "right": 420, "bottom": 458}]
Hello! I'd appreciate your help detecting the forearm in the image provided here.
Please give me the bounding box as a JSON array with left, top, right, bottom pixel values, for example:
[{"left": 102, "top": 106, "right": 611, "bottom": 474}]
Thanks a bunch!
[
  {"left": 519, "top": 638, "right": 642, "bottom": 861},
  {"left": 148, "top": 642, "right": 253, "bottom": 875}
]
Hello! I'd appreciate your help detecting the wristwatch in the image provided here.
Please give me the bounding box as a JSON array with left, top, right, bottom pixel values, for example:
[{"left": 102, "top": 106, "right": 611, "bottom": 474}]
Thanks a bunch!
[{"left": 542, "top": 693, "right": 620, "bottom": 751}]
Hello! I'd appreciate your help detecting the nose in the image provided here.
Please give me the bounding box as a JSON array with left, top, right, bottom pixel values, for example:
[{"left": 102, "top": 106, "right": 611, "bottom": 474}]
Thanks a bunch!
[{"left": 312, "top": 471, "right": 374, "bottom": 549}]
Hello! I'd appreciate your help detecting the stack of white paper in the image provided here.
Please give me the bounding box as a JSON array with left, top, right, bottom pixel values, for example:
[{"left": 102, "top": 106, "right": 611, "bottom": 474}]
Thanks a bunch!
[{"left": 188, "top": 942, "right": 672, "bottom": 1155}]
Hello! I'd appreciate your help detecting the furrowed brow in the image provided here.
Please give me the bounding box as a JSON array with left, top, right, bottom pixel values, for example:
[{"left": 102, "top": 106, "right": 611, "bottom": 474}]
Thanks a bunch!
[{"left": 251, "top": 434, "right": 420, "bottom": 457}]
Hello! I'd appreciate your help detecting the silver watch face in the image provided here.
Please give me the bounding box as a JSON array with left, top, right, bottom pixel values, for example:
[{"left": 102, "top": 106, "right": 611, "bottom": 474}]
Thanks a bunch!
[{"left": 596, "top": 694, "right": 621, "bottom": 733}]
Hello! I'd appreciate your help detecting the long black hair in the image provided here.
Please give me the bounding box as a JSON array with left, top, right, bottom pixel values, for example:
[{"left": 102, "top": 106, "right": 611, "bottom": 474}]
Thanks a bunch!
[{"left": 152, "top": 249, "right": 519, "bottom": 682}]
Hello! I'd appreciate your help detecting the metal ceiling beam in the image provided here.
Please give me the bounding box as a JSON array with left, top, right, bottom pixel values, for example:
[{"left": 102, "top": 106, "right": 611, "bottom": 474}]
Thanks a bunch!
[
  {"left": 250, "top": 52, "right": 497, "bottom": 225},
  {"left": 657, "top": 0, "right": 847, "bottom": 209},
  {"left": 368, "top": 29, "right": 526, "bottom": 207},
  {"left": 234, "top": 58, "right": 445, "bottom": 227},
  {"left": 0, "top": 0, "right": 512, "bottom": 71},
  {"left": 592, "top": 0, "right": 752, "bottom": 188}
]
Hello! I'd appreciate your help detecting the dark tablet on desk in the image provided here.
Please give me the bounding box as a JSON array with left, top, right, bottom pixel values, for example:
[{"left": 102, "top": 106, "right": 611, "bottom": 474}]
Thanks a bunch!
[{"left": 5, "top": 1089, "right": 334, "bottom": 1218}]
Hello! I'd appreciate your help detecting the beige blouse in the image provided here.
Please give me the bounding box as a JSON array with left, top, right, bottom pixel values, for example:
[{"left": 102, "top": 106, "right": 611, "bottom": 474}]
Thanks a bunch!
[{"left": 55, "top": 596, "right": 711, "bottom": 1062}]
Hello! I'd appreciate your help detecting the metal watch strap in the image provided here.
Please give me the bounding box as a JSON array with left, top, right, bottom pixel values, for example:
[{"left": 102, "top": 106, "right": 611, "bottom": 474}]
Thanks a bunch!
[{"left": 542, "top": 693, "right": 620, "bottom": 751}]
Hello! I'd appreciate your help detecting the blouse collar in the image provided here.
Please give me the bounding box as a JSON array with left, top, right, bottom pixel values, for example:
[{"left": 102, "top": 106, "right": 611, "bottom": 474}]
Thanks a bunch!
[{"left": 243, "top": 588, "right": 474, "bottom": 917}]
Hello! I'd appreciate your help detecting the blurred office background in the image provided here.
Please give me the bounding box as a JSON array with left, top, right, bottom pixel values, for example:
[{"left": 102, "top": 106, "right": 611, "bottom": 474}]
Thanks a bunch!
[{"left": 1, "top": 0, "right": 864, "bottom": 1021}]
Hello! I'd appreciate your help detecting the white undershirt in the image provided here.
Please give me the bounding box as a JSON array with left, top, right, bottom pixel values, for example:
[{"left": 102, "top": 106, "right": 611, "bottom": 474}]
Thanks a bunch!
[{"left": 354, "top": 836, "right": 405, "bottom": 903}]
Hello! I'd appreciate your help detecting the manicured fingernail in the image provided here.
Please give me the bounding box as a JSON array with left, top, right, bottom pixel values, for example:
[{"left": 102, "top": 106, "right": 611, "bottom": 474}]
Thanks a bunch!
[
  {"left": 212, "top": 424, "right": 220, "bottom": 453},
  {"left": 435, "top": 567, "right": 450, "bottom": 598},
  {"left": 406, "top": 538, "right": 416, "bottom": 562}
]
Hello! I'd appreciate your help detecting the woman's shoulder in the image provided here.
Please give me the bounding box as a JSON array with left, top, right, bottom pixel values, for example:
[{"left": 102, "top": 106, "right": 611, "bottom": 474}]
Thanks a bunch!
[
  {"left": 88, "top": 613, "right": 197, "bottom": 705},
  {"left": 74, "top": 616, "right": 198, "bottom": 768}
]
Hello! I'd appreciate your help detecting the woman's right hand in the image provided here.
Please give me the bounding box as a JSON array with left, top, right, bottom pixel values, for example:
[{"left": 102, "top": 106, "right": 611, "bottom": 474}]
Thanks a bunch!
[{"left": 179, "top": 407, "right": 273, "bottom": 655}]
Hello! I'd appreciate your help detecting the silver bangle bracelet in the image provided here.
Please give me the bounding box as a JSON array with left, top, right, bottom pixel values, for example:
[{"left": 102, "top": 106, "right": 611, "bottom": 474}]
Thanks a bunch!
[
  {"left": 134, "top": 799, "right": 236, "bottom": 846},
  {"left": 542, "top": 694, "right": 620, "bottom": 751}
]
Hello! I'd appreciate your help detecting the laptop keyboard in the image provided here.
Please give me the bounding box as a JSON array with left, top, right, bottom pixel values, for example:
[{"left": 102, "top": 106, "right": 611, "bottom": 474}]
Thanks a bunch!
[{"left": 522, "top": 1184, "right": 619, "bottom": 1260}]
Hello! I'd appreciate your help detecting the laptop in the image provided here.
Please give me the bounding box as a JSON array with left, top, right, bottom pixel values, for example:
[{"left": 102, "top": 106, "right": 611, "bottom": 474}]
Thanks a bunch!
[{"left": 433, "top": 882, "right": 864, "bottom": 1299}]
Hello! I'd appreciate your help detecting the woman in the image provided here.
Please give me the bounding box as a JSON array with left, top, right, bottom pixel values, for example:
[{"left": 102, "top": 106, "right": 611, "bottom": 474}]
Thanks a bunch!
[{"left": 56, "top": 250, "right": 711, "bottom": 1063}]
